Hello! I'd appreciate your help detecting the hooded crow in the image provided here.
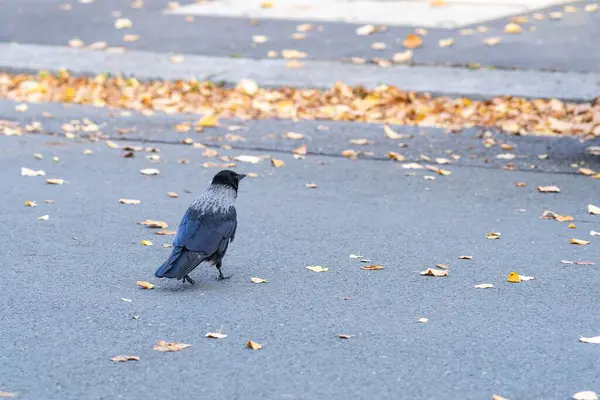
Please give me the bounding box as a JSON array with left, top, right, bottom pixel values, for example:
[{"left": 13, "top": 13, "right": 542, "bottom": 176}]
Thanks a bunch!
[{"left": 154, "top": 170, "right": 246, "bottom": 284}]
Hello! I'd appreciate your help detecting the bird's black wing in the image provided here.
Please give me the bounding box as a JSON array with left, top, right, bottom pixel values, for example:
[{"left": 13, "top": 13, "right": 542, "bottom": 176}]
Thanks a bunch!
[{"left": 174, "top": 206, "right": 237, "bottom": 255}]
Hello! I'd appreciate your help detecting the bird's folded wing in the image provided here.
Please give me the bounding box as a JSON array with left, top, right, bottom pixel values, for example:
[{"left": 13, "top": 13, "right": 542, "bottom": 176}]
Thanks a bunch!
[{"left": 174, "top": 206, "right": 237, "bottom": 253}]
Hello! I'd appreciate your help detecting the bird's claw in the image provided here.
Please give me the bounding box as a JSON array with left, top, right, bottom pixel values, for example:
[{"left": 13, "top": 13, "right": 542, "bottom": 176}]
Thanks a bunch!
[
  {"left": 217, "top": 273, "right": 233, "bottom": 280},
  {"left": 183, "top": 275, "right": 196, "bottom": 285}
]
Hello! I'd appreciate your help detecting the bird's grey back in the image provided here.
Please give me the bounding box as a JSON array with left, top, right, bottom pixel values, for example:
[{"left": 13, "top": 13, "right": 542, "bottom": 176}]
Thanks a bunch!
[{"left": 190, "top": 183, "right": 237, "bottom": 214}]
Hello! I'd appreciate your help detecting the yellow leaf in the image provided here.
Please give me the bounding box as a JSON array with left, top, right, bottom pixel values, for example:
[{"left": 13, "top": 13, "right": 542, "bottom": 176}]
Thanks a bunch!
[
  {"left": 588, "top": 204, "right": 600, "bottom": 215},
  {"left": 119, "top": 198, "right": 140, "bottom": 205},
  {"left": 474, "top": 283, "right": 494, "bottom": 289},
  {"left": 152, "top": 340, "right": 191, "bottom": 352},
  {"left": 360, "top": 265, "right": 384, "bottom": 270},
  {"left": 246, "top": 340, "right": 263, "bottom": 350},
  {"left": 537, "top": 185, "right": 560, "bottom": 193},
  {"left": 579, "top": 168, "right": 596, "bottom": 176},
  {"left": 387, "top": 152, "right": 405, "bottom": 161},
  {"left": 504, "top": 22, "right": 522, "bottom": 33},
  {"left": 420, "top": 268, "right": 448, "bottom": 277},
  {"left": 306, "top": 266, "right": 328, "bottom": 272},
  {"left": 141, "top": 240, "right": 153, "bottom": 246},
  {"left": 403, "top": 34, "right": 423, "bottom": 49},
  {"left": 25, "top": 201, "right": 37, "bottom": 207},
  {"left": 435, "top": 263, "right": 450, "bottom": 269},
  {"left": 197, "top": 114, "right": 219, "bottom": 127},
  {"left": 139, "top": 220, "right": 168, "bottom": 229},
  {"left": 292, "top": 144, "right": 307, "bottom": 156},
  {"left": 570, "top": 238, "right": 590, "bottom": 245},
  {"left": 569, "top": 222, "right": 577, "bottom": 229},
  {"left": 507, "top": 271, "right": 521, "bottom": 283},
  {"left": 259, "top": 1, "right": 273, "bottom": 8},
  {"left": 46, "top": 178, "right": 66, "bottom": 185},
  {"left": 136, "top": 281, "right": 154, "bottom": 289},
  {"left": 486, "top": 231, "right": 501, "bottom": 239},
  {"left": 271, "top": 158, "right": 285, "bottom": 168},
  {"left": 140, "top": 168, "right": 160, "bottom": 175},
  {"left": 206, "top": 332, "right": 227, "bottom": 339}
]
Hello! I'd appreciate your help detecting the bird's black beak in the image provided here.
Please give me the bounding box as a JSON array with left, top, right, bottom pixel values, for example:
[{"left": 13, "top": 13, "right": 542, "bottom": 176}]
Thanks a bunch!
[{"left": 238, "top": 173, "right": 246, "bottom": 180}]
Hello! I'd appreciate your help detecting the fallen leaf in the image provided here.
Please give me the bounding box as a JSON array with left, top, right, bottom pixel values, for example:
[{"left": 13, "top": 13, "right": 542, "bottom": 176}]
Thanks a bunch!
[
  {"left": 252, "top": 35, "right": 268, "bottom": 43},
  {"left": 483, "top": 37, "right": 501, "bottom": 46},
  {"left": 281, "top": 49, "right": 307, "bottom": 59},
  {"left": 0, "top": 392, "right": 17, "bottom": 398},
  {"left": 507, "top": 271, "right": 521, "bottom": 283},
  {"left": 140, "top": 168, "right": 160, "bottom": 175},
  {"left": 250, "top": 277, "right": 268, "bottom": 283},
  {"left": 170, "top": 54, "right": 184, "bottom": 63},
  {"left": 119, "top": 198, "right": 140, "bottom": 205},
  {"left": 392, "top": 50, "right": 413, "bottom": 63},
  {"left": 123, "top": 34, "right": 139, "bottom": 42},
  {"left": 37, "top": 215, "right": 49, "bottom": 220},
  {"left": 83, "top": 149, "right": 94, "bottom": 155},
  {"left": 591, "top": 231, "right": 600, "bottom": 237},
  {"left": 141, "top": 240, "right": 153, "bottom": 246},
  {"left": 350, "top": 138, "right": 371, "bottom": 145},
  {"left": 438, "top": 38, "right": 454, "bottom": 48},
  {"left": 114, "top": 18, "right": 133, "bottom": 29},
  {"left": 549, "top": 11, "right": 563, "bottom": 19},
  {"left": 46, "top": 178, "right": 66, "bottom": 185},
  {"left": 305, "top": 183, "right": 318, "bottom": 188},
  {"left": 259, "top": 1, "right": 273, "bottom": 8},
  {"left": 306, "top": 266, "right": 328, "bottom": 272},
  {"left": 402, "top": 163, "right": 423, "bottom": 169},
  {"left": 349, "top": 254, "right": 363, "bottom": 259},
  {"left": 570, "top": 238, "right": 590, "bottom": 245},
  {"left": 139, "top": 220, "right": 168, "bottom": 229},
  {"left": 573, "top": 391, "right": 598, "bottom": 400},
  {"left": 537, "top": 185, "right": 560, "bottom": 193},
  {"left": 206, "top": 332, "right": 227, "bottom": 339},
  {"left": 156, "top": 230, "right": 176, "bottom": 236},
  {"left": 371, "top": 42, "right": 386, "bottom": 50},
  {"left": 387, "top": 152, "right": 405, "bottom": 161},
  {"left": 153, "top": 340, "right": 191, "bottom": 352},
  {"left": 271, "top": 158, "right": 285, "bottom": 168},
  {"left": 292, "top": 144, "right": 307, "bottom": 155},
  {"left": 112, "top": 355, "right": 140, "bottom": 363},
  {"left": 420, "top": 268, "right": 448, "bottom": 277},
  {"left": 356, "top": 24, "right": 376, "bottom": 35},
  {"left": 418, "top": 317, "right": 429, "bottom": 323},
  {"left": 246, "top": 340, "right": 263, "bottom": 350},
  {"left": 25, "top": 201, "right": 37, "bottom": 207},
  {"left": 360, "top": 265, "right": 384, "bottom": 270},
  {"left": 540, "top": 210, "right": 573, "bottom": 222},
  {"left": 588, "top": 204, "right": 600, "bottom": 215},
  {"left": 585, "top": 4, "right": 599, "bottom": 12},
  {"left": 284, "top": 132, "right": 304, "bottom": 140},
  {"left": 492, "top": 395, "right": 509, "bottom": 400},
  {"left": 163, "top": 243, "right": 172, "bottom": 248},
  {"left": 474, "top": 283, "right": 494, "bottom": 289},
  {"left": 341, "top": 149, "right": 359, "bottom": 159},
  {"left": 425, "top": 165, "right": 451, "bottom": 176},
  {"left": 236, "top": 79, "right": 259, "bottom": 96},
  {"left": 21, "top": 167, "right": 46, "bottom": 177},
  {"left": 435, "top": 263, "right": 450, "bottom": 269},
  {"left": 515, "top": 182, "right": 526, "bottom": 187},
  {"left": 579, "top": 168, "right": 596, "bottom": 176},
  {"left": 167, "top": 192, "right": 178, "bottom": 198},
  {"left": 579, "top": 337, "right": 600, "bottom": 344},
  {"left": 486, "top": 231, "right": 501, "bottom": 239},
  {"left": 569, "top": 222, "right": 577, "bottom": 229},
  {"left": 403, "top": 34, "right": 423, "bottom": 49},
  {"left": 234, "top": 155, "right": 262, "bottom": 164},
  {"left": 504, "top": 22, "right": 522, "bottom": 33},
  {"left": 197, "top": 114, "right": 219, "bottom": 127},
  {"left": 15, "top": 103, "right": 28, "bottom": 112},
  {"left": 459, "top": 255, "right": 473, "bottom": 260},
  {"left": 202, "top": 149, "right": 218, "bottom": 157},
  {"left": 338, "top": 334, "right": 355, "bottom": 339},
  {"left": 136, "top": 281, "right": 154, "bottom": 289}
]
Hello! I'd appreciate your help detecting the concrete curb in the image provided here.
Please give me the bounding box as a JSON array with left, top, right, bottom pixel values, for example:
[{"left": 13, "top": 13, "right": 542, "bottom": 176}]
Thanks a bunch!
[{"left": 1, "top": 42, "right": 600, "bottom": 101}]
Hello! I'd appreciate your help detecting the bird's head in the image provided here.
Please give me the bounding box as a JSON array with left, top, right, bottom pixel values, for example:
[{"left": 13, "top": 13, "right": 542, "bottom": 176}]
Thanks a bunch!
[{"left": 211, "top": 170, "right": 246, "bottom": 191}]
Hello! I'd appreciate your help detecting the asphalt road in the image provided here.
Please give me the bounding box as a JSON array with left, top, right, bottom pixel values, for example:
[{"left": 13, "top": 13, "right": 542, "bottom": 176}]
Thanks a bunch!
[
  {"left": 1, "top": 104, "right": 599, "bottom": 399},
  {"left": 1, "top": 0, "right": 600, "bottom": 72}
]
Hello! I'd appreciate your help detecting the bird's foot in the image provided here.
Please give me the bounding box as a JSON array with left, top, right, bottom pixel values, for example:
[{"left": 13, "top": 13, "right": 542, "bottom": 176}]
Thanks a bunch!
[
  {"left": 183, "top": 275, "right": 196, "bottom": 285},
  {"left": 217, "top": 272, "right": 233, "bottom": 280}
]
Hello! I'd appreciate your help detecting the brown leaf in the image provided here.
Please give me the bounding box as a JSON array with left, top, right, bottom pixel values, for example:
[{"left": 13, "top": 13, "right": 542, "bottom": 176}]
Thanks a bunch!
[
  {"left": 540, "top": 210, "right": 573, "bottom": 222},
  {"left": 403, "top": 34, "right": 423, "bottom": 49},
  {"left": 459, "top": 255, "right": 473, "bottom": 260},
  {"left": 136, "top": 281, "right": 154, "bottom": 289},
  {"left": 246, "top": 340, "right": 263, "bottom": 350},
  {"left": 119, "top": 198, "right": 140, "bottom": 205},
  {"left": 420, "top": 268, "right": 448, "bottom": 277},
  {"left": 271, "top": 158, "right": 285, "bottom": 168},
  {"left": 425, "top": 165, "right": 451, "bottom": 176},
  {"left": 111, "top": 355, "right": 140, "bottom": 362},
  {"left": 387, "top": 152, "right": 405, "bottom": 161},
  {"left": 206, "top": 332, "right": 227, "bottom": 339},
  {"left": 139, "top": 220, "right": 168, "bottom": 229},
  {"left": 156, "top": 230, "right": 176, "bottom": 235},
  {"left": 537, "top": 185, "right": 560, "bottom": 193},
  {"left": 292, "top": 144, "right": 307, "bottom": 155},
  {"left": 284, "top": 132, "right": 304, "bottom": 140},
  {"left": 360, "top": 265, "right": 384, "bottom": 270},
  {"left": 46, "top": 178, "right": 66, "bottom": 185},
  {"left": 152, "top": 340, "right": 191, "bottom": 352},
  {"left": 338, "top": 334, "right": 355, "bottom": 339},
  {"left": 167, "top": 192, "right": 178, "bottom": 198},
  {"left": 341, "top": 149, "right": 360, "bottom": 159},
  {"left": 435, "top": 263, "right": 450, "bottom": 269},
  {"left": 515, "top": 182, "right": 526, "bottom": 187},
  {"left": 570, "top": 238, "right": 590, "bottom": 245}
]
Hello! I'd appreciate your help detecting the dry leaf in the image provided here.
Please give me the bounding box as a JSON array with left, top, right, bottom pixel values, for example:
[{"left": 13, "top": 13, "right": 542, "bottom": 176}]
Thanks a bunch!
[
  {"left": 459, "top": 255, "right": 473, "bottom": 260},
  {"left": 570, "top": 238, "right": 590, "bottom": 245},
  {"left": 537, "top": 185, "right": 560, "bottom": 193},
  {"left": 435, "top": 263, "right": 449, "bottom": 269},
  {"left": 403, "top": 34, "right": 423, "bottom": 49},
  {"left": 252, "top": 35, "right": 268, "bottom": 43},
  {"left": 540, "top": 210, "right": 573, "bottom": 222},
  {"left": 111, "top": 355, "right": 139, "bottom": 362},
  {"left": 585, "top": 4, "right": 599, "bottom": 12},
  {"left": 292, "top": 144, "right": 307, "bottom": 155},
  {"left": 573, "top": 391, "right": 598, "bottom": 400},
  {"left": 114, "top": 18, "right": 133, "bottom": 29},
  {"left": 371, "top": 42, "right": 386, "bottom": 50},
  {"left": 356, "top": 24, "right": 376, "bottom": 35},
  {"left": 250, "top": 277, "right": 268, "bottom": 283},
  {"left": 281, "top": 49, "right": 307, "bottom": 59},
  {"left": 361, "top": 265, "right": 384, "bottom": 270},
  {"left": 123, "top": 34, "right": 139, "bottom": 42},
  {"left": 25, "top": 201, "right": 37, "bottom": 207},
  {"left": 474, "top": 283, "right": 494, "bottom": 289},
  {"left": 383, "top": 125, "right": 403, "bottom": 139},
  {"left": 139, "top": 220, "right": 168, "bottom": 229},
  {"left": 235, "top": 155, "right": 262, "bottom": 164},
  {"left": 284, "top": 132, "right": 304, "bottom": 140},
  {"left": 486, "top": 231, "right": 501, "bottom": 239},
  {"left": 519, "top": 275, "right": 535, "bottom": 281},
  {"left": 153, "top": 340, "right": 191, "bottom": 352},
  {"left": 504, "top": 23, "right": 522, "bottom": 34},
  {"left": 271, "top": 158, "right": 285, "bottom": 168},
  {"left": 438, "top": 38, "right": 454, "bottom": 48},
  {"left": 15, "top": 103, "right": 28, "bottom": 112},
  {"left": 306, "top": 266, "right": 328, "bottom": 272},
  {"left": 579, "top": 337, "right": 600, "bottom": 344},
  {"left": 206, "top": 332, "right": 227, "bottom": 339},
  {"left": 140, "top": 168, "right": 160, "bottom": 175},
  {"left": 135, "top": 281, "right": 153, "bottom": 289},
  {"left": 483, "top": 37, "right": 501, "bottom": 46},
  {"left": 569, "top": 222, "right": 577, "bottom": 229},
  {"left": 401, "top": 163, "right": 423, "bottom": 169},
  {"left": 417, "top": 317, "right": 429, "bottom": 323},
  {"left": 119, "top": 198, "right": 140, "bottom": 205},
  {"left": 37, "top": 215, "right": 49, "bottom": 220},
  {"left": 305, "top": 183, "right": 318, "bottom": 188},
  {"left": 549, "top": 11, "right": 563, "bottom": 19},
  {"left": 156, "top": 230, "right": 176, "bottom": 235},
  {"left": 341, "top": 149, "right": 360, "bottom": 159},
  {"left": 392, "top": 50, "right": 413, "bottom": 63},
  {"left": 425, "top": 165, "right": 451, "bottom": 176},
  {"left": 0, "top": 392, "right": 17, "bottom": 398},
  {"left": 46, "top": 178, "right": 66, "bottom": 185},
  {"left": 21, "top": 167, "right": 46, "bottom": 177},
  {"left": 507, "top": 271, "right": 521, "bottom": 283},
  {"left": 387, "top": 152, "right": 405, "bottom": 161},
  {"left": 167, "top": 192, "right": 178, "bottom": 198},
  {"left": 420, "top": 268, "right": 448, "bottom": 277},
  {"left": 246, "top": 340, "right": 263, "bottom": 350},
  {"left": 197, "top": 114, "right": 219, "bottom": 127},
  {"left": 578, "top": 168, "right": 596, "bottom": 176},
  {"left": 588, "top": 204, "right": 600, "bottom": 215},
  {"left": 338, "top": 334, "right": 355, "bottom": 339},
  {"left": 492, "top": 395, "right": 509, "bottom": 400},
  {"left": 591, "top": 230, "right": 600, "bottom": 237},
  {"left": 236, "top": 79, "right": 259, "bottom": 96},
  {"left": 350, "top": 138, "right": 371, "bottom": 145},
  {"left": 141, "top": 240, "right": 153, "bottom": 246}
]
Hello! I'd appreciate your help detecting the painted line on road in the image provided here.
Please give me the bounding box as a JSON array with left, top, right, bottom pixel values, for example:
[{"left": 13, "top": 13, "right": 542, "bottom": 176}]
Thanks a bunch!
[{"left": 0, "top": 43, "right": 599, "bottom": 101}]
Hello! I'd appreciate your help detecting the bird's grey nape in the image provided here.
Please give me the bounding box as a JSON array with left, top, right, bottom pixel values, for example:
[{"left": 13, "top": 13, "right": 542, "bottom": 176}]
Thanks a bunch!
[{"left": 191, "top": 184, "right": 237, "bottom": 214}]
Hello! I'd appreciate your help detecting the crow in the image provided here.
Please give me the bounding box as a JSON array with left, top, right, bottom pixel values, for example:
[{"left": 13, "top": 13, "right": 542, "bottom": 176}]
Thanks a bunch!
[{"left": 155, "top": 170, "right": 246, "bottom": 285}]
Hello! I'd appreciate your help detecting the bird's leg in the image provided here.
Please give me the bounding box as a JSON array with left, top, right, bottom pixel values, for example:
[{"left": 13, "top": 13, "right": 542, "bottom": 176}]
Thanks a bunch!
[
  {"left": 216, "top": 261, "right": 232, "bottom": 280},
  {"left": 183, "top": 275, "right": 196, "bottom": 285}
]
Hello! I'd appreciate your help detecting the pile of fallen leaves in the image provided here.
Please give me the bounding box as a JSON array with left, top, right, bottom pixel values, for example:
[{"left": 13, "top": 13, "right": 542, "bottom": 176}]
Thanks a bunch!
[{"left": 1, "top": 72, "right": 600, "bottom": 138}]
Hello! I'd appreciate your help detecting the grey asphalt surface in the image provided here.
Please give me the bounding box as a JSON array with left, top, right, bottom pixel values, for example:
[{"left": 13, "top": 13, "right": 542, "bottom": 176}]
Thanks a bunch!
[
  {"left": 1, "top": 104, "right": 600, "bottom": 399},
  {"left": 1, "top": 0, "right": 600, "bottom": 72}
]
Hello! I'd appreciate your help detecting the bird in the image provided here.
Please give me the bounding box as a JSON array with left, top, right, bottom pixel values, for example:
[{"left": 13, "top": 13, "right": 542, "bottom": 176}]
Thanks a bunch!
[{"left": 155, "top": 170, "right": 246, "bottom": 285}]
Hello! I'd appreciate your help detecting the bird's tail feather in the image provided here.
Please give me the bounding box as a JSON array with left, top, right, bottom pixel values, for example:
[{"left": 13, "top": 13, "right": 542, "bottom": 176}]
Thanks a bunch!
[{"left": 155, "top": 247, "right": 205, "bottom": 280}]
